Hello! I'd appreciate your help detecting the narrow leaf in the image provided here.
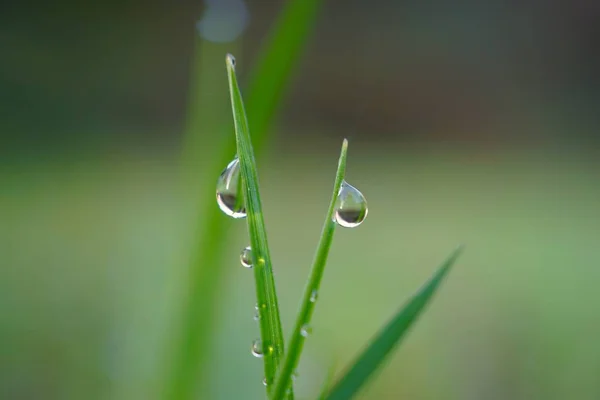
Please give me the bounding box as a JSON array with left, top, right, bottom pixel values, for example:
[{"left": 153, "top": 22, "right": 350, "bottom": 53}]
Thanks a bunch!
[
  {"left": 245, "top": 0, "right": 323, "bottom": 152},
  {"left": 226, "top": 54, "right": 286, "bottom": 392},
  {"left": 325, "top": 246, "right": 464, "bottom": 400},
  {"left": 271, "top": 140, "right": 348, "bottom": 399},
  {"left": 317, "top": 359, "right": 339, "bottom": 400}
]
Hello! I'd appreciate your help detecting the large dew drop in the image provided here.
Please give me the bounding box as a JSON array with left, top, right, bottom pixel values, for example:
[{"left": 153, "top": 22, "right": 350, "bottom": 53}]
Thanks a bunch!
[
  {"left": 333, "top": 181, "right": 368, "bottom": 228},
  {"left": 240, "top": 246, "right": 253, "bottom": 268},
  {"left": 216, "top": 158, "right": 246, "bottom": 218}
]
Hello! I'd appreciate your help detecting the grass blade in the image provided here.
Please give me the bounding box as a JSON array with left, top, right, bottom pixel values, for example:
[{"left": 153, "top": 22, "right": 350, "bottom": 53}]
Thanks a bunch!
[
  {"left": 245, "top": 0, "right": 322, "bottom": 152},
  {"left": 317, "top": 360, "right": 339, "bottom": 400},
  {"left": 272, "top": 140, "right": 349, "bottom": 399},
  {"left": 165, "top": 1, "right": 324, "bottom": 398},
  {"left": 325, "top": 246, "right": 464, "bottom": 400},
  {"left": 226, "top": 54, "right": 285, "bottom": 393},
  {"left": 165, "top": 41, "right": 239, "bottom": 400}
]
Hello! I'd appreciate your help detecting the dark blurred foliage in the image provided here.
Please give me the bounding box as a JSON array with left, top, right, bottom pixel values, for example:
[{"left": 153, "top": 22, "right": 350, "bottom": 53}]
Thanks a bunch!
[{"left": 1, "top": 0, "right": 599, "bottom": 157}]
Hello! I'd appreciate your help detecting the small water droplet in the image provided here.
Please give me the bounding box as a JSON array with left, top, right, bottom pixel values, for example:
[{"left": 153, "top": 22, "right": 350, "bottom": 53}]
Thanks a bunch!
[
  {"left": 240, "top": 246, "right": 252, "bottom": 268},
  {"left": 262, "top": 378, "right": 268, "bottom": 386},
  {"left": 216, "top": 158, "right": 246, "bottom": 219},
  {"left": 292, "top": 371, "right": 299, "bottom": 381},
  {"left": 333, "top": 181, "right": 368, "bottom": 228},
  {"left": 309, "top": 290, "right": 318, "bottom": 303},
  {"left": 251, "top": 339, "right": 264, "bottom": 358},
  {"left": 253, "top": 311, "right": 260, "bottom": 321},
  {"left": 300, "top": 325, "right": 312, "bottom": 337}
]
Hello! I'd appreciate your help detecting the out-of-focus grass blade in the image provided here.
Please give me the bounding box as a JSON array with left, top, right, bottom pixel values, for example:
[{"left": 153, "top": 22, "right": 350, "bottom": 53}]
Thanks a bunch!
[
  {"left": 245, "top": 0, "right": 322, "bottom": 152},
  {"left": 165, "top": 1, "right": 323, "bottom": 398},
  {"left": 325, "top": 246, "right": 464, "bottom": 400},
  {"left": 165, "top": 42, "right": 237, "bottom": 400},
  {"left": 317, "top": 360, "right": 339, "bottom": 400},
  {"left": 271, "top": 140, "right": 348, "bottom": 400},
  {"left": 226, "top": 54, "right": 285, "bottom": 394}
]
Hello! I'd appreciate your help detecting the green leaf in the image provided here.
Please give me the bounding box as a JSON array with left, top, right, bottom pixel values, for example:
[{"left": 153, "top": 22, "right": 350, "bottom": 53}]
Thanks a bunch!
[
  {"left": 164, "top": 1, "right": 324, "bottom": 398},
  {"left": 226, "top": 54, "right": 286, "bottom": 394},
  {"left": 317, "top": 359, "right": 339, "bottom": 400},
  {"left": 271, "top": 140, "right": 348, "bottom": 399},
  {"left": 245, "top": 0, "right": 323, "bottom": 152},
  {"left": 325, "top": 246, "right": 464, "bottom": 400}
]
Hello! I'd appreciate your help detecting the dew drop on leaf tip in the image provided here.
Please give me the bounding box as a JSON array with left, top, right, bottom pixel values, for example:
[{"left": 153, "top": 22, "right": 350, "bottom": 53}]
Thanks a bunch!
[
  {"left": 333, "top": 180, "right": 368, "bottom": 228},
  {"left": 226, "top": 54, "right": 236, "bottom": 67},
  {"left": 216, "top": 157, "right": 246, "bottom": 219}
]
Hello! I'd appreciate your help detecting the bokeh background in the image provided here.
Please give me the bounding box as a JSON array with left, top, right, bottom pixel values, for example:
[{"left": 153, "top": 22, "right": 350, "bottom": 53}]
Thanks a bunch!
[{"left": 2, "top": 0, "right": 600, "bottom": 399}]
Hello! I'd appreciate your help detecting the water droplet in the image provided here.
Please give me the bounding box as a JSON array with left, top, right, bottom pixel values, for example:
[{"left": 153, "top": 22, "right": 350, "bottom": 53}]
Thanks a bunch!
[
  {"left": 216, "top": 158, "right": 246, "bottom": 218},
  {"left": 292, "top": 371, "right": 298, "bottom": 381},
  {"left": 240, "top": 246, "right": 252, "bottom": 268},
  {"left": 333, "top": 181, "right": 368, "bottom": 228},
  {"left": 309, "top": 290, "right": 318, "bottom": 303},
  {"left": 262, "top": 378, "right": 268, "bottom": 386},
  {"left": 251, "top": 339, "right": 264, "bottom": 358},
  {"left": 300, "top": 325, "right": 312, "bottom": 337},
  {"left": 253, "top": 303, "right": 260, "bottom": 320}
]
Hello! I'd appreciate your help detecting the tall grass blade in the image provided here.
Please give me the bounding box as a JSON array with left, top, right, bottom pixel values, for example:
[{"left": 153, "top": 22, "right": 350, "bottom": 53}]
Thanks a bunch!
[
  {"left": 317, "top": 360, "right": 339, "bottom": 400},
  {"left": 245, "top": 0, "right": 322, "bottom": 152},
  {"left": 165, "top": 1, "right": 323, "bottom": 398},
  {"left": 325, "top": 246, "right": 464, "bottom": 400},
  {"left": 165, "top": 40, "right": 238, "bottom": 400},
  {"left": 271, "top": 140, "right": 348, "bottom": 399},
  {"left": 226, "top": 54, "right": 285, "bottom": 393}
]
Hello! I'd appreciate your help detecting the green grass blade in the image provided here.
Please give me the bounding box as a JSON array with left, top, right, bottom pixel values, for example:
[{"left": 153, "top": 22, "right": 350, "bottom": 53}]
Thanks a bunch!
[
  {"left": 325, "top": 246, "right": 464, "bottom": 400},
  {"left": 165, "top": 1, "right": 324, "bottom": 398},
  {"left": 272, "top": 140, "right": 349, "bottom": 400},
  {"left": 165, "top": 40, "right": 239, "bottom": 400},
  {"left": 317, "top": 360, "right": 339, "bottom": 400},
  {"left": 226, "top": 54, "right": 285, "bottom": 393}
]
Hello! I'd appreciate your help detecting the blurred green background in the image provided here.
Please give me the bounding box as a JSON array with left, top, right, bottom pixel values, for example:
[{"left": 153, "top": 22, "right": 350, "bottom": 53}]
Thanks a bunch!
[{"left": 2, "top": 1, "right": 600, "bottom": 399}]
